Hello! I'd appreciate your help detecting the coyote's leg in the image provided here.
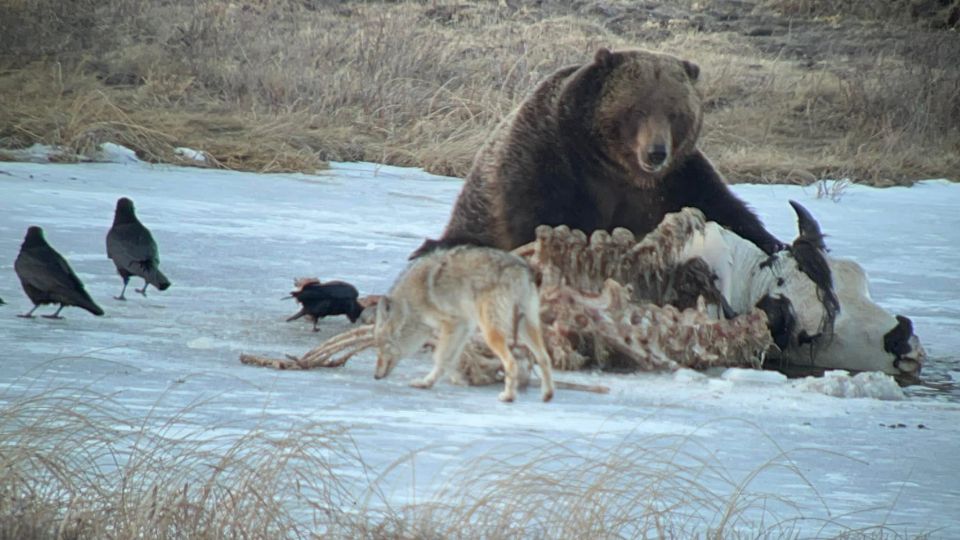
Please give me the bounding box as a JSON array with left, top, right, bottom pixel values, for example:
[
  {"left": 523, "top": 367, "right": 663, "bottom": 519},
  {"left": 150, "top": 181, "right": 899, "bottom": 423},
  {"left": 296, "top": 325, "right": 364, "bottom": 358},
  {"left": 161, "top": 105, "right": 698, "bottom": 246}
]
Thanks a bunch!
[
  {"left": 411, "top": 321, "right": 471, "bottom": 389},
  {"left": 521, "top": 320, "right": 555, "bottom": 402},
  {"left": 477, "top": 302, "right": 519, "bottom": 402},
  {"left": 483, "top": 326, "right": 519, "bottom": 402}
]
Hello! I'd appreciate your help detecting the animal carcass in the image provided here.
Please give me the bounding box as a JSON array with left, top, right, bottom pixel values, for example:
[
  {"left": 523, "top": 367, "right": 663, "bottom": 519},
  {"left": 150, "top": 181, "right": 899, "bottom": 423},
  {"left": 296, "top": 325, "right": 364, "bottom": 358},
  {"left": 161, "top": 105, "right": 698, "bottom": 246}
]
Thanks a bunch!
[{"left": 521, "top": 202, "right": 925, "bottom": 382}]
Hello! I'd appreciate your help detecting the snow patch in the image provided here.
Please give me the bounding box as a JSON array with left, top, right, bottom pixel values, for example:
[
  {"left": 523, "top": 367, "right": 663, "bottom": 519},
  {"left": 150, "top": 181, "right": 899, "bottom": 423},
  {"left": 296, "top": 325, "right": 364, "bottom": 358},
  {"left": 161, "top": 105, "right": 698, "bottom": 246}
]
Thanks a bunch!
[
  {"left": 721, "top": 367, "right": 789, "bottom": 385},
  {"left": 187, "top": 337, "right": 217, "bottom": 350},
  {"left": 175, "top": 147, "right": 208, "bottom": 163},
  {"left": 794, "top": 370, "right": 905, "bottom": 400},
  {"left": 96, "top": 142, "right": 141, "bottom": 164},
  {"left": 0, "top": 143, "right": 68, "bottom": 163},
  {"left": 0, "top": 142, "right": 143, "bottom": 164},
  {"left": 673, "top": 368, "right": 707, "bottom": 383}
]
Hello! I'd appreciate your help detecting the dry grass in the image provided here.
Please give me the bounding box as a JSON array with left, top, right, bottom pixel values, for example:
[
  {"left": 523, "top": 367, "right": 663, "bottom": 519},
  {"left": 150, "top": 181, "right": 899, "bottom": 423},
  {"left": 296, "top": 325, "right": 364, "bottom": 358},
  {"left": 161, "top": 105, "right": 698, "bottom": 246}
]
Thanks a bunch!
[
  {"left": 0, "top": 0, "right": 957, "bottom": 183},
  {"left": 0, "top": 384, "right": 935, "bottom": 539},
  {"left": 686, "top": 28, "right": 960, "bottom": 185},
  {"left": 762, "top": 0, "right": 960, "bottom": 26},
  {"left": 0, "top": 389, "right": 368, "bottom": 539}
]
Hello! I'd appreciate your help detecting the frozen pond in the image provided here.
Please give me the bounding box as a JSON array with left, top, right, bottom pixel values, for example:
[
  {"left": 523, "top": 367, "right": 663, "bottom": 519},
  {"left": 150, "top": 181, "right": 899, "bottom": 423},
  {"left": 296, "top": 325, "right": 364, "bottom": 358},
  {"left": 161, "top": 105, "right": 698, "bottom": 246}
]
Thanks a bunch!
[{"left": 1, "top": 159, "right": 958, "bottom": 536}]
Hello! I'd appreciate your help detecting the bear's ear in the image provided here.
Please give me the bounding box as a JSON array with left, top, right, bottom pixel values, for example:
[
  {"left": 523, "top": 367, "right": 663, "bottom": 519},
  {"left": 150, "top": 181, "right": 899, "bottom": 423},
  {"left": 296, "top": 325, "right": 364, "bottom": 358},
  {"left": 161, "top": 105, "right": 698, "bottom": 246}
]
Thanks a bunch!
[
  {"left": 594, "top": 47, "right": 614, "bottom": 67},
  {"left": 682, "top": 60, "right": 700, "bottom": 82}
]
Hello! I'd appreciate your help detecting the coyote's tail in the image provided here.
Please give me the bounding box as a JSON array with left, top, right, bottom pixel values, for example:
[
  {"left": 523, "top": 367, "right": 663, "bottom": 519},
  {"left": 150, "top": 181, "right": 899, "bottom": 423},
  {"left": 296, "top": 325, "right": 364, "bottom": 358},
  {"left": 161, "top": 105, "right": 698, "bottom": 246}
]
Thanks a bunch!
[{"left": 512, "top": 269, "right": 543, "bottom": 346}]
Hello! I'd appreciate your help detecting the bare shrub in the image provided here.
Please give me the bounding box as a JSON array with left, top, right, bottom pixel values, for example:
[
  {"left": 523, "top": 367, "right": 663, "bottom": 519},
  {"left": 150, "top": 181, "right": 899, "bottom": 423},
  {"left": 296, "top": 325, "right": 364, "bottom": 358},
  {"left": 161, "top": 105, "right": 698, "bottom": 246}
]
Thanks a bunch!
[{"left": 816, "top": 178, "right": 852, "bottom": 202}]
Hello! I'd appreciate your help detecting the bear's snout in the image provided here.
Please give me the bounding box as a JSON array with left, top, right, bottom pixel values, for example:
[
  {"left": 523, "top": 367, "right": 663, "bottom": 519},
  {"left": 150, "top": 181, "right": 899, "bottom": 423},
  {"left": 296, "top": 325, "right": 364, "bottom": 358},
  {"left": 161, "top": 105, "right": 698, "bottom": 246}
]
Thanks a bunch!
[
  {"left": 633, "top": 115, "right": 673, "bottom": 175},
  {"left": 646, "top": 144, "right": 668, "bottom": 167}
]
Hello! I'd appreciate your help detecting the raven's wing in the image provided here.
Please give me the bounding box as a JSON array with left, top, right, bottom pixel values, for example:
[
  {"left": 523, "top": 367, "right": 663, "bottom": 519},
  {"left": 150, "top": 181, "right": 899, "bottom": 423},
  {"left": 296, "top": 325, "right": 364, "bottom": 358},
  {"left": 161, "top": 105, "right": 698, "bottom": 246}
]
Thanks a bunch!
[
  {"left": 315, "top": 282, "right": 359, "bottom": 300},
  {"left": 16, "top": 245, "right": 87, "bottom": 299},
  {"left": 107, "top": 221, "right": 160, "bottom": 273}
]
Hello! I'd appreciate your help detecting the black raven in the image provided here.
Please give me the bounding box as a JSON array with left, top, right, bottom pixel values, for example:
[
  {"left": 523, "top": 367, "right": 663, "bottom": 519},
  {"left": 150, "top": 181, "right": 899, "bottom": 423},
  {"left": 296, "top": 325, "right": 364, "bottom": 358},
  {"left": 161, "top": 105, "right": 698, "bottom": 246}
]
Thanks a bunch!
[
  {"left": 14, "top": 226, "right": 104, "bottom": 318},
  {"left": 106, "top": 197, "right": 171, "bottom": 300},
  {"left": 285, "top": 278, "right": 364, "bottom": 331}
]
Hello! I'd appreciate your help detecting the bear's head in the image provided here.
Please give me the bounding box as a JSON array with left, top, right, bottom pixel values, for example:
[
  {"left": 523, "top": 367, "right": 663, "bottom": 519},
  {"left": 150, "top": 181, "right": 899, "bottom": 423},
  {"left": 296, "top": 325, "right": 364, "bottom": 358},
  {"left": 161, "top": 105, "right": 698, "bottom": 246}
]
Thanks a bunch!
[{"left": 562, "top": 48, "right": 703, "bottom": 188}]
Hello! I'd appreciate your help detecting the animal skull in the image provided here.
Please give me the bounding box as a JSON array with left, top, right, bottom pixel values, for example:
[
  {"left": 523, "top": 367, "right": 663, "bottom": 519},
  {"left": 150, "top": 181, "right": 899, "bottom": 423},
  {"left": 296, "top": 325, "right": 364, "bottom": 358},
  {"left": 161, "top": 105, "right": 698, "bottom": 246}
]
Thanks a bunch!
[{"left": 682, "top": 201, "right": 925, "bottom": 382}]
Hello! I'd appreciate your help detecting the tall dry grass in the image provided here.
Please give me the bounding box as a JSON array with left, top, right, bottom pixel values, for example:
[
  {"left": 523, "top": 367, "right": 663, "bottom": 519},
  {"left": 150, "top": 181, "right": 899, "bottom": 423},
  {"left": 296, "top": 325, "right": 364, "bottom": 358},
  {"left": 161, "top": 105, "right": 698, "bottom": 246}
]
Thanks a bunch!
[
  {"left": 0, "top": 0, "right": 957, "bottom": 182},
  {"left": 0, "top": 389, "right": 368, "bottom": 539},
  {"left": 0, "top": 385, "right": 935, "bottom": 539}
]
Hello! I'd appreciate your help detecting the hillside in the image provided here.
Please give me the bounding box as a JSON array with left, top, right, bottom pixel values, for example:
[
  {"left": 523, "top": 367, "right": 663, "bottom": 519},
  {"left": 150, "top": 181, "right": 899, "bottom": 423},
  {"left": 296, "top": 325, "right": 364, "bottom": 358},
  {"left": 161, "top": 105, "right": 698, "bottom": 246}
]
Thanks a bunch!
[{"left": 1, "top": 0, "right": 957, "bottom": 184}]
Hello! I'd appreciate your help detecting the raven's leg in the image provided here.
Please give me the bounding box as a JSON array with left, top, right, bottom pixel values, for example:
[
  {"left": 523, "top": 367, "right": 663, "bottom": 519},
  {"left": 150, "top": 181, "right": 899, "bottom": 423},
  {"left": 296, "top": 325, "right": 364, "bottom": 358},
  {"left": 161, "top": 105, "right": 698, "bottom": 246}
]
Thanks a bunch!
[
  {"left": 17, "top": 305, "right": 39, "bottom": 318},
  {"left": 135, "top": 279, "right": 150, "bottom": 297},
  {"left": 115, "top": 275, "right": 130, "bottom": 301},
  {"left": 42, "top": 305, "right": 65, "bottom": 319}
]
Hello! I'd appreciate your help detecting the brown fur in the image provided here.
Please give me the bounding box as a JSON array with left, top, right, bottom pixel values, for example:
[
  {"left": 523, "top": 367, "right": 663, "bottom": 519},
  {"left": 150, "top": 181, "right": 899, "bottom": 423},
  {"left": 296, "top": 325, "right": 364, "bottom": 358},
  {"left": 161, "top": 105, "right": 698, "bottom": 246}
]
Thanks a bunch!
[
  {"left": 374, "top": 246, "right": 555, "bottom": 403},
  {"left": 413, "top": 48, "right": 782, "bottom": 258}
]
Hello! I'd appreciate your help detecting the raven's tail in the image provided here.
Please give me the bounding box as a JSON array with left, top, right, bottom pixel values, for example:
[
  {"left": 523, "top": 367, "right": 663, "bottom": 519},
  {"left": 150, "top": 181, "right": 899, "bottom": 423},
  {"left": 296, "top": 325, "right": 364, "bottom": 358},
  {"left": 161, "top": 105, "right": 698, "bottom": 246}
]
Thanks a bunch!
[
  {"left": 77, "top": 291, "right": 105, "bottom": 316},
  {"left": 142, "top": 265, "right": 171, "bottom": 291},
  {"left": 347, "top": 300, "right": 365, "bottom": 323},
  {"left": 286, "top": 308, "right": 306, "bottom": 323}
]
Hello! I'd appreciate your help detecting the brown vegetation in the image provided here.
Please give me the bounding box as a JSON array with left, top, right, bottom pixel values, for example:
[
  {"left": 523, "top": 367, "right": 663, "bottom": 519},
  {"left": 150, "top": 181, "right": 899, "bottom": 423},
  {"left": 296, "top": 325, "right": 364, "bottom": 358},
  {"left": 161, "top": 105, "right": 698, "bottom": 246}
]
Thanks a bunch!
[
  {"left": 0, "top": 387, "right": 933, "bottom": 538},
  {"left": 0, "top": 0, "right": 957, "bottom": 183}
]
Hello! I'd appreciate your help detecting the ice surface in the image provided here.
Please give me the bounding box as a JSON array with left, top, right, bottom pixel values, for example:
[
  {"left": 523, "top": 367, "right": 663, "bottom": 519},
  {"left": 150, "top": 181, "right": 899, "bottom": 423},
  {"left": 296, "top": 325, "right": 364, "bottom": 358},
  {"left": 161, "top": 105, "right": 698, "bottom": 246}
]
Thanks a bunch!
[{"left": 1, "top": 158, "right": 958, "bottom": 535}]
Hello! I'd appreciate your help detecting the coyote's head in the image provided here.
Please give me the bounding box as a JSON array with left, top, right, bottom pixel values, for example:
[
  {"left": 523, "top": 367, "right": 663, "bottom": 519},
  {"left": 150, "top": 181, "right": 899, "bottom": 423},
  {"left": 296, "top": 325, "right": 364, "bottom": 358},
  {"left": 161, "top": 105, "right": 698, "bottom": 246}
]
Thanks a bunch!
[{"left": 373, "top": 296, "right": 429, "bottom": 379}]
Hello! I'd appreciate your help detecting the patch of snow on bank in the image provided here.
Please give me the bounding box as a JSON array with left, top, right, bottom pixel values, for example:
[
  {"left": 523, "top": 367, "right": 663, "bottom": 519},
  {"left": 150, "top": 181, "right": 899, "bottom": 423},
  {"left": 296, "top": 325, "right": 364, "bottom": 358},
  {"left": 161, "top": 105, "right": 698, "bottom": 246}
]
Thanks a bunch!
[
  {"left": 175, "top": 147, "right": 208, "bottom": 163},
  {"left": 0, "top": 143, "right": 69, "bottom": 163},
  {"left": 95, "top": 142, "right": 140, "bottom": 164},
  {"left": 0, "top": 141, "right": 143, "bottom": 164},
  {"left": 795, "top": 370, "right": 905, "bottom": 400}
]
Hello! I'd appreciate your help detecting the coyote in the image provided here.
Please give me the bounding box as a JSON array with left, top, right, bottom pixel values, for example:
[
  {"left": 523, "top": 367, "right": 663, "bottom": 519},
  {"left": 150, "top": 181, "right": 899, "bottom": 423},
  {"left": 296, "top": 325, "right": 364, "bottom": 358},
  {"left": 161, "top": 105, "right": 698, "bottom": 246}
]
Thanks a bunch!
[{"left": 373, "top": 246, "right": 555, "bottom": 403}]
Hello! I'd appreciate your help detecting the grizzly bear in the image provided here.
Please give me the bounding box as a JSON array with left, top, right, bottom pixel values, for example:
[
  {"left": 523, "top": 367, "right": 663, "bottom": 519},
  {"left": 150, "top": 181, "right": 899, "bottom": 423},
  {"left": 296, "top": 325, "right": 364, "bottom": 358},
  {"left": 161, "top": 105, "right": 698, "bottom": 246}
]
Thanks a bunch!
[{"left": 412, "top": 48, "right": 783, "bottom": 258}]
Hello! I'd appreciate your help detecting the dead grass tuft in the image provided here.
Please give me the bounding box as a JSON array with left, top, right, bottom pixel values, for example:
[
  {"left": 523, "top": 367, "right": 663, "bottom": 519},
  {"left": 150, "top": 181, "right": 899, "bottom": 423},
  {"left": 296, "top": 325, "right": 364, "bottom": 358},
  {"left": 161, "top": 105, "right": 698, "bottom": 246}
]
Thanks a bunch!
[{"left": 0, "top": 0, "right": 957, "bottom": 183}]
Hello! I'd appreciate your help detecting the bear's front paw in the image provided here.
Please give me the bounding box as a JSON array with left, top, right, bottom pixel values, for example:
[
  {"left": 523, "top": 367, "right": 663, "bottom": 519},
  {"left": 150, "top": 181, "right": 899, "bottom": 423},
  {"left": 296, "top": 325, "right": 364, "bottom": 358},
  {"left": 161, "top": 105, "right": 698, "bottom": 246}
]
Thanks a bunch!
[{"left": 763, "top": 239, "right": 789, "bottom": 255}]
